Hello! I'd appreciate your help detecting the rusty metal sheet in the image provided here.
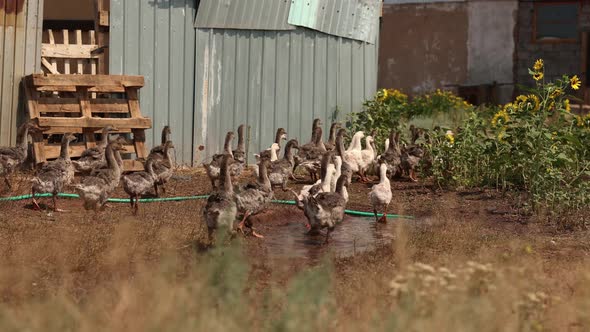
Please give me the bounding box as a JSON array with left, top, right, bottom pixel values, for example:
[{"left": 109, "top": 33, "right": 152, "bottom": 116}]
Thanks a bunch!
[
  {"left": 195, "top": 0, "right": 296, "bottom": 30},
  {"left": 288, "top": 0, "right": 381, "bottom": 43}
]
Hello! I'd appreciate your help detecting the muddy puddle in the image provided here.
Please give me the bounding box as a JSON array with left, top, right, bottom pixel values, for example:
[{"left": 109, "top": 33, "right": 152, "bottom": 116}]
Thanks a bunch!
[{"left": 261, "top": 215, "right": 400, "bottom": 260}]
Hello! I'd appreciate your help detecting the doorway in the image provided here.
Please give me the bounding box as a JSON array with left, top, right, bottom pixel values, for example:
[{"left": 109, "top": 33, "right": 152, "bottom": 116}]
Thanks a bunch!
[{"left": 41, "top": 0, "right": 109, "bottom": 75}]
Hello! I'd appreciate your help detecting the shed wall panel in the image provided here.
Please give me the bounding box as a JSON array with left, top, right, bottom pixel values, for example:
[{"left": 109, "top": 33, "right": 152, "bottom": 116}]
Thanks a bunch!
[
  {"left": 288, "top": 0, "right": 381, "bottom": 44},
  {"left": 194, "top": 27, "right": 378, "bottom": 163},
  {"left": 0, "top": 0, "right": 43, "bottom": 146},
  {"left": 110, "top": 0, "right": 197, "bottom": 164},
  {"left": 195, "top": 0, "right": 295, "bottom": 31}
]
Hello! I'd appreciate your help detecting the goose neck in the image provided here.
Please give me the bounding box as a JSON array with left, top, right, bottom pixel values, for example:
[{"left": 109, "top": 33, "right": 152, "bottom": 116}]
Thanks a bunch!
[
  {"left": 219, "top": 160, "right": 233, "bottom": 194},
  {"left": 59, "top": 137, "right": 72, "bottom": 160},
  {"left": 258, "top": 161, "right": 271, "bottom": 189},
  {"left": 16, "top": 124, "right": 29, "bottom": 150},
  {"left": 105, "top": 145, "right": 118, "bottom": 170},
  {"left": 146, "top": 160, "right": 156, "bottom": 179},
  {"left": 162, "top": 128, "right": 171, "bottom": 145},
  {"left": 237, "top": 127, "right": 245, "bottom": 152}
]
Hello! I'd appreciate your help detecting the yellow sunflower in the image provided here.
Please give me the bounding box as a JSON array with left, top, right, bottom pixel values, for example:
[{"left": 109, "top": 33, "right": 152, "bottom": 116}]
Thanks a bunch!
[
  {"left": 564, "top": 99, "right": 571, "bottom": 112},
  {"left": 570, "top": 75, "right": 581, "bottom": 90},
  {"left": 516, "top": 95, "right": 528, "bottom": 105},
  {"left": 550, "top": 88, "right": 564, "bottom": 99},
  {"left": 533, "top": 71, "right": 544, "bottom": 81},
  {"left": 445, "top": 131, "right": 455, "bottom": 145},
  {"left": 497, "top": 129, "right": 507, "bottom": 143},
  {"left": 528, "top": 94, "right": 540, "bottom": 111},
  {"left": 492, "top": 109, "right": 510, "bottom": 127},
  {"left": 533, "top": 59, "right": 544, "bottom": 72}
]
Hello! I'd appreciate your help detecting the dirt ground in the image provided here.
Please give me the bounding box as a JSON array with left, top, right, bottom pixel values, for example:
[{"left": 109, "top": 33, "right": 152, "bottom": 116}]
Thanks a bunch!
[{"left": 0, "top": 169, "right": 589, "bottom": 329}]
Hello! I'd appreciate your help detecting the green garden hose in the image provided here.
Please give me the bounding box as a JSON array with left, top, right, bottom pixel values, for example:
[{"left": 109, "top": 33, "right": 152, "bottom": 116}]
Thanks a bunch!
[{"left": 0, "top": 193, "right": 414, "bottom": 219}]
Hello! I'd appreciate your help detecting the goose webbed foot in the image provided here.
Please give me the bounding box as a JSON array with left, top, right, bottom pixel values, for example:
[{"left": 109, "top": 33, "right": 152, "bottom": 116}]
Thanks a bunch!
[
  {"left": 251, "top": 229, "right": 264, "bottom": 239},
  {"left": 237, "top": 212, "right": 251, "bottom": 234},
  {"left": 377, "top": 215, "right": 387, "bottom": 223},
  {"left": 409, "top": 169, "right": 418, "bottom": 182},
  {"left": 52, "top": 194, "right": 68, "bottom": 212},
  {"left": 323, "top": 229, "right": 332, "bottom": 244},
  {"left": 32, "top": 199, "right": 41, "bottom": 211}
]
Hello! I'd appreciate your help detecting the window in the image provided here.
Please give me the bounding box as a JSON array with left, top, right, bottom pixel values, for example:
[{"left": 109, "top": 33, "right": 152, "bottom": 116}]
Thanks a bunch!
[{"left": 534, "top": 2, "right": 579, "bottom": 43}]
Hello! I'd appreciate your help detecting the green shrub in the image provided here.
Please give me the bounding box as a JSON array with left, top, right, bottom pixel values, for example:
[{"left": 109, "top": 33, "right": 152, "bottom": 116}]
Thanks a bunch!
[{"left": 424, "top": 60, "right": 590, "bottom": 227}]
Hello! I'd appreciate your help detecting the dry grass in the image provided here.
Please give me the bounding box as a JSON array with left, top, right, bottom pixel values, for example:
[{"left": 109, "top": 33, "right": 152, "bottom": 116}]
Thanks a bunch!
[{"left": 0, "top": 173, "right": 589, "bottom": 331}]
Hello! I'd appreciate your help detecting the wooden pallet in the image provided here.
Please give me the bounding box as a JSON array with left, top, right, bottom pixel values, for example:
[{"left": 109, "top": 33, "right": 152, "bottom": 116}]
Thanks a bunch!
[
  {"left": 24, "top": 74, "right": 152, "bottom": 171},
  {"left": 41, "top": 29, "right": 100, "bottom": 75}
]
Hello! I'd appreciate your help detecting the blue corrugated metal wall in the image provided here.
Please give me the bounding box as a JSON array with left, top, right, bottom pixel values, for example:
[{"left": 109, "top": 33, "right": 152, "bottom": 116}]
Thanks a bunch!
[
  {"left": 194, "top": 27, "right": 378, "bottom": 163},
  {"left": 110, "top": 1, "right": 379, "bottom": 165},
  {"left": 0, "top": 0, "right": 43, "bottom": 146},
  {"left": 110, "top": 0, "right": 196, "bottom": 164}
]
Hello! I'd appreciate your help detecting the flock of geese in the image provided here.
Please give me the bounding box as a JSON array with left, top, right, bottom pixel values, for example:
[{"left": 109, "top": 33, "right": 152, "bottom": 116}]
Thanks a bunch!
[
  {"left": 0, "top": 118, "right": 425, "bottom": 244},
  {"left": 0, "top": 120, "right": 174, "bottom": 214},
  {"left": 203, "top": 119, "right": 425, "bottom": 243}
]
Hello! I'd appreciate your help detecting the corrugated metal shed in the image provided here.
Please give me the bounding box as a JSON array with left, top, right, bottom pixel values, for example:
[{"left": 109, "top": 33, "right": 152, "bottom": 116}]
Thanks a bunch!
[
  {"left": 195, "top": 0, "right": 295, "bottom": 30},
  {"left": 288, "top": 0, "right": 381, "bottom": 43},
  {"left": 0, "top": 0, "right": 44, "bottom": 146},
  {"left": 194, "top": 27, "right": 378, "bottom": 163},
  {"left": 110, "top": 0, "right": 197, "bottom": 164}
]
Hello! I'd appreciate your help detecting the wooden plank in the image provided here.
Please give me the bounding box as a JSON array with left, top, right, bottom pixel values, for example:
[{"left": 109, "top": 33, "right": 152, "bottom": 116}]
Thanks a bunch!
[
  {"left": 62, "top": 30, "right": 70, "bottom": 74},
  {"left": 43, "top": 143, "right": 137, "bottom": 159},
  {"left": 41, "top": 58, "right": 59, "bottom": 74},
  {"left": 77, "top": 87, "right": 92, "bottom": 117},
  {"left": 40, "top": 127, "right": 134, "bottom": 134},
  {"left": 48, "top": 29, "right": 57, "bottom": 74},
  {"left": 99, "top": 10, "right": 109, "bottom": 27},
  {"left": 37, "top": 98, "right": 129, "bottom": 113},
  {"left": 32, "top": 133, "right": 47, "bottom": 163},
  {"left": 41, "top": 44, "right": 99, "bottom": 59},
  {"left": 94, "top": 0, "right": 109, "bottom": 74},
  {"left": 24, "top": 77, "right": 41, "bottom": 118},
  {"left": 132, "top": 129, "right": 147, "bottom": 159},
  {"left": 37, "top": 117, "right": 152, "bottom": 129},
  {"left": 36, "top": 85, "right": 126, "bottom": 93},
  {"left": 90, "top": 31, "right": 97, "bottom": 99},
  {"left": 76, "top": 30, "right": 84, "bottom": 74},
  {"left": 32, "top": 74, "right": 144, "bottom": 87},
  {"left": 122, "top": 160, "right": 145, "bottom": 172},
  {"left": 125, "top": 88, "right": 142, "bottom": 118}
]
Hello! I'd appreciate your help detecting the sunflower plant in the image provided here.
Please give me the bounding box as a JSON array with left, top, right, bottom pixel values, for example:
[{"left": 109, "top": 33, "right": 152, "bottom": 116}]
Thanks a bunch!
[
  {"left": 428, "top": 60, "right": 589, "bottom": 227},
  {"left": 348, "top": 88, "right": 472, "bottom": 149}
]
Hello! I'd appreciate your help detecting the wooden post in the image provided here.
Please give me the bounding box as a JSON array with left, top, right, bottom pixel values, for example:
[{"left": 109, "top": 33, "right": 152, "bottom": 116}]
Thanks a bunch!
[
  {"left": 94, "top": 0, "right": 109, "bottom": 74},
  {"left": 62, "top": 29, "right": 70, "bottom": 74},
  {"left": 24, "top": 77, "right": 46, "bottom": 164},
  {"left": 77, "top": 86, "right": 97, "bottom": 149}
]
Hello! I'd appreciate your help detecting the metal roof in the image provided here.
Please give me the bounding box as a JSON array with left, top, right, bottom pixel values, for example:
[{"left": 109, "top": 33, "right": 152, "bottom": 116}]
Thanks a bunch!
[
  {"left": 195, "top": 0, "right": 296, "bottom": 30},
  {"left": 288, "top": 0, "right": 381, "bottom": 43}
]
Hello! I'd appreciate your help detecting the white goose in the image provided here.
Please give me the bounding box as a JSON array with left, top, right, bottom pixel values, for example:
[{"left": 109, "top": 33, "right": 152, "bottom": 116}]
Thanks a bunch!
[
  {"left": 295, "top": 152, "right": 336, "bottom": 209},
  {"left": 343, "top": 131, "right": 364, "bottom": 181},
  {"left": 358, "top": 135, "right": 376, "bottom": 182},
  {"left": 369, "top": 162, "right": 393, "bottom": 223}
]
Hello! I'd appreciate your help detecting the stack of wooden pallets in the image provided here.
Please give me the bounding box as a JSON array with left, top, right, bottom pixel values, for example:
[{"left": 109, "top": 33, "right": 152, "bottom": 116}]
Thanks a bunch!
[{"left": 24, "top": 73, "right": 152, "bottom": 171}]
